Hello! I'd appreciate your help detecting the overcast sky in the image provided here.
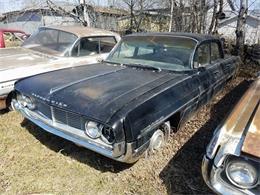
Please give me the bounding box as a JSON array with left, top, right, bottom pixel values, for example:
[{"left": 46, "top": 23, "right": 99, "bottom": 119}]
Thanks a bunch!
[{"left": 0, "top": 0, "right": 259, "bottom": 14}]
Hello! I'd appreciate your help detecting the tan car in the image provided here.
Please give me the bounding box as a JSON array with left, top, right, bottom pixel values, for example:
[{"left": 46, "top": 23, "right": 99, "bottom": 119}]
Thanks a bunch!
[
  {"left": 202, "top": 75, "right": 260, "bottom": 194},
  {"left": 0, "top": 26, "right": 120, "bottom": 110}
]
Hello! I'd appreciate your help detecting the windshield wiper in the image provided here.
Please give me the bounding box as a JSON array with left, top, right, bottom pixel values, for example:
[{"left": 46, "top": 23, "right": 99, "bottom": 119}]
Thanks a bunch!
[
  {"left": 103, "top": 61, "right": 161, "bottom": 72},
  {"left": 124, "top": 63, "right": 161, "bottom": 72}
]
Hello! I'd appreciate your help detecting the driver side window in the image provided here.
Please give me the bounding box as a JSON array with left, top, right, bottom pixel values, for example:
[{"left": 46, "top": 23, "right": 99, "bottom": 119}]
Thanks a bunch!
[{"left": 194, "top": 43, "right": 210, "bottom": 68}]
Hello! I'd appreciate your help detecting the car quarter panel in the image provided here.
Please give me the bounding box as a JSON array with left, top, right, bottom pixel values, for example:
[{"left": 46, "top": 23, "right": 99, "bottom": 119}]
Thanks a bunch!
[{"left": 110, "top": 74, "right": 201, "bottom": 142}]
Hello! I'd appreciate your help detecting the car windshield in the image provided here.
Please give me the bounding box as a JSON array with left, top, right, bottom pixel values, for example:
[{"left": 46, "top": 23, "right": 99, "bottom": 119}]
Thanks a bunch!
[
  {"left": 22, "top": 28, "right": 77, "bottom": 55},
  {"left": 106, "top": 35, "right": 197, "bottom": 71}
]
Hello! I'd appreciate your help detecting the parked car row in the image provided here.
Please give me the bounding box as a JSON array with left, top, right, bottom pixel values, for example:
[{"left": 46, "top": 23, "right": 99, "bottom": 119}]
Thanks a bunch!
[{"left": 1, "top": 25, "right": 258, "bottom": 194}]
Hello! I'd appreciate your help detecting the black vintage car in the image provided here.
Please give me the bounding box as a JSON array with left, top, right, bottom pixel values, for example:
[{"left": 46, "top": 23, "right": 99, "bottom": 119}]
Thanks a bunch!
[{"left": 12, "top": 33, "right": 239, "bottom": 163}]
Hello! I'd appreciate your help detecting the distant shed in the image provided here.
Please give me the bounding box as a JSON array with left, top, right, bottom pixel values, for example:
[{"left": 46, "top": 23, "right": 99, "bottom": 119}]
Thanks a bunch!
[
  {"left": 218, "top": 14, "right": 260, "bottom": 45},
  {"left": 0, "top": 4, "right": 128, "bottom": 34},
  {"left": 0, "top": 7, "right": 79, "bottom": 34}
]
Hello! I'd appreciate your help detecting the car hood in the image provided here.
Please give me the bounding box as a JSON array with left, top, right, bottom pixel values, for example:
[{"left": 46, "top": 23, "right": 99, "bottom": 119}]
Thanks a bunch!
[
  {"left": 0, "top": 47, "right": 55, "bottom": 71},
  {"left": 15, "top": 63, "right": 186, "bottom": 124},
  {"left": 0, "top": 47, "right": 103, "bottom": 85},
  {"left": 241, "top": 79, "right": 260, "bottom": 158},
  {"left": 210, "top": 78, "right": 260, "bottom": 167}
]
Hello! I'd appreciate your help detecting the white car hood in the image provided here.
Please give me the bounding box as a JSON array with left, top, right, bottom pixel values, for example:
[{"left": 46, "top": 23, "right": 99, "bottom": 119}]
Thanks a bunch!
[{"left": 0, "top": 47, "right": 55, "bottom": 71}]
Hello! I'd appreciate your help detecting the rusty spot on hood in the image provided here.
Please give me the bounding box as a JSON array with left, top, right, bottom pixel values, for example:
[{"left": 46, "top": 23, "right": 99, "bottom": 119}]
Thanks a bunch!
[
  {"left": 224, "top": 78, "right": 260, "bottom": 136},
  {"left": 75, "top": 87, "right": 104, "bottom": 99},
  {"left": 242, "top": 101, "right": 260, "bottom": 158}
]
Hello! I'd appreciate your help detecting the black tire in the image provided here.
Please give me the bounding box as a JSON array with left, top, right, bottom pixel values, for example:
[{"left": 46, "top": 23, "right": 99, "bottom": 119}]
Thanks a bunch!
[{"left": 6, "top": 93, "right": 14, "bottom": 111}]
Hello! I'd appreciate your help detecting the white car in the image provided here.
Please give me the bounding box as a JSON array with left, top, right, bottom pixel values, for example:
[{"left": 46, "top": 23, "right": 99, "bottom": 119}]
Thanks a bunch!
[{"left": 0, "top": 26, "right": 120, "bottom": 110}]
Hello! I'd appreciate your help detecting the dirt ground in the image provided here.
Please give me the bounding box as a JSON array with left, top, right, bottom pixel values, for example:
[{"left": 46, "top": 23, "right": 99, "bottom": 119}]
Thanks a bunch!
[{"left": 0, "top": 64, "right": 259, "bottom": 194}]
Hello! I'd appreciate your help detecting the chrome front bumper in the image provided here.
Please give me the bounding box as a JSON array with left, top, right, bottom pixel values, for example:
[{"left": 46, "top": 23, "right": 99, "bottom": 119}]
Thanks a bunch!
[
  {"left": 13, "top": 100, "right": 148, "bottom": 163},
  {"left": 202, "top": 156, "right": 255, "bottom": 195}
]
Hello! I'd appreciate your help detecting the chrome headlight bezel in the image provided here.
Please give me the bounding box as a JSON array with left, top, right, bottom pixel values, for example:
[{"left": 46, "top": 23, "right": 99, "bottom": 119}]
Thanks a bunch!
[
  {"left": 17, "top": 93, "right": 35, "bottom": 110},
  {"left": 84, "top": 121, "right": 101, "bottom": 139},
  {"left": 84, "top": 121, "right": 115, "bottom": 144},
  {"left": 225, "top": 156, "right": 259, "bottom": 189}
]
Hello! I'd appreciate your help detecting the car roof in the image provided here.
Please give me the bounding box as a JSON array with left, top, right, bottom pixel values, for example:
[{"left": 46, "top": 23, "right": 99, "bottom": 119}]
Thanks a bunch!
[
  {"left": 41, "top": 25, "right": 119, "bottom": 38},
  {"left": 125, "top": 32, "right": 219, "bottom": 43}
]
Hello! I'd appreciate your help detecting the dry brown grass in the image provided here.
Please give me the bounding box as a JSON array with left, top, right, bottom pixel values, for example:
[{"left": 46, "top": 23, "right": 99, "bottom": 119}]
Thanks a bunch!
[{"left": 0, "top": 64, "right": 259, "bottom": 194}]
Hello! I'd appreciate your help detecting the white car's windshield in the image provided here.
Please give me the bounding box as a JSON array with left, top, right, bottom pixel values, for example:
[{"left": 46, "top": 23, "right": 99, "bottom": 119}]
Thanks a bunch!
[
  {"left": 22, "top": 28, "right": 77, "bottom": 55},
  {"left": 106, "top": 36, "right": 197, "bottom": 71}
]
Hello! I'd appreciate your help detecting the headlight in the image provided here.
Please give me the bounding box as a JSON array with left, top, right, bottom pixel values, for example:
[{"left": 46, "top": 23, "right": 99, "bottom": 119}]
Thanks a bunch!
[
  {"left": 226, "top": 157, "right": 258, "bottom": 189},
  {"left": 85, "top": 121, "right": 101, "bottom": 139},
  {"left": 17, "top": 94, "right": 35, "bottom": 110}
]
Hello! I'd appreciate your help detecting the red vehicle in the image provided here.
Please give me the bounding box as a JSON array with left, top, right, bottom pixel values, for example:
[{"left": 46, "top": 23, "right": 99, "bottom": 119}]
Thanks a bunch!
[{"left": 0, "top": 29, "right": 29, "bottom": 48}]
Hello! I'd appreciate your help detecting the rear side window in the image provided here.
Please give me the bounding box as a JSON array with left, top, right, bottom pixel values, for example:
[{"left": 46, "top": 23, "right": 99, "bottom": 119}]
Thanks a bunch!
[
  {"left": 99, "top": 37, "right": 116, "bottom": 53},
  {"left": 211, "top": 42, "right": 221, "bottom": 62},
  {"left": 72, "top": 36, "right": 116, "bottom": 57},
  {"left": 194, "top": 43, "right": 210, "bottom": 67},
  {"left": 80, "top": 37, "right": 99, "bottom": 56}
]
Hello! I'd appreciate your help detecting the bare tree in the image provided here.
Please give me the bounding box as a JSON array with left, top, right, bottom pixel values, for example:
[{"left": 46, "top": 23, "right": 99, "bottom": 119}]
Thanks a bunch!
[
  {"left": 121, "top": 0, "right": 137, "bottom": 31},
  {"left": 121, "top": 0, "right": 160, "bottom": 32},
  {"left": 235, "top": 0, "right": 248, "bottom": 56},
  {"left": 167, "top": 0, "right": 184, "bottom": 32},
  {"left": 46, "top": 0, "right": 95, "bottom": 26},
  {"left": 212, "top": 0, "right": 223, "bottom": 34},
  {"left": 169, "top": 0, "right": 174, "bottom": 32},
  {"left": 208, "top": 0, "right": 218, "bottom": 34},
  {"left": 199, "top": 0, "right": 207, "bottom": 33},
  {"left": 82, "top": 0, "right": 91, "bottom": 26}
]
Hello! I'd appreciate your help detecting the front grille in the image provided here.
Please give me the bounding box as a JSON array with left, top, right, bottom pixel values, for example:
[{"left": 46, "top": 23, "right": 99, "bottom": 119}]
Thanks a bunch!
[
  {"left": 35, "top": 101, "right": 84, "bottom": 131},
  {"left": 36, "top": 100, "right": 52, "bottom": 119},
  {"left": 67, "top": 112, "right": 82, "bottom": 130},
  {"left": 53, "top": 107, "right": 66, "bottom": 124}
]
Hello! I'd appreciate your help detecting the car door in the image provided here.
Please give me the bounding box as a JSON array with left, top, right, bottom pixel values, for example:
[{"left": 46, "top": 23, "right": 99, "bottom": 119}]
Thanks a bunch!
[
  {"left": 209, "top": 41, "right": 225, "bottom": 96},
  {"left": 193, "top": 41, "right": 224, "bottom": 108},
  {"left": 193, "top": 42, "right": 213, "bottom": 108}
]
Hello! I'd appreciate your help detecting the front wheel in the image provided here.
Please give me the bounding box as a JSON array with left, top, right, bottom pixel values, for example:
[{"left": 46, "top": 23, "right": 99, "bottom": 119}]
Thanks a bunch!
[
  {"left": 148, "top": 129, "right": 165, "bottom": 153},
  {"left": 6, "top": 93, "right": 15, "bottom": 111}
]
